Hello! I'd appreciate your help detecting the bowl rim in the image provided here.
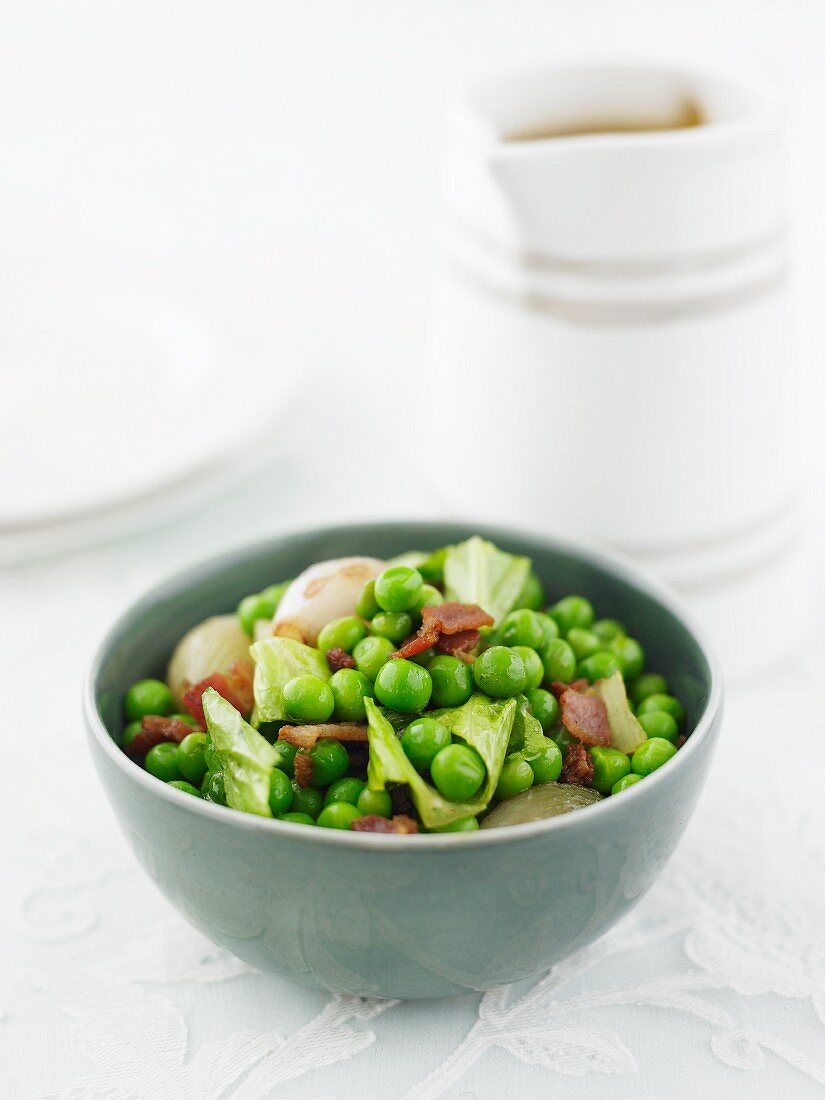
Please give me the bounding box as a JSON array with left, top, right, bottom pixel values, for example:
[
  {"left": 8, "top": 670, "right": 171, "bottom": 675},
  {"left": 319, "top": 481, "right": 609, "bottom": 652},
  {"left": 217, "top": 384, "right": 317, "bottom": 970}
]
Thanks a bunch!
[{"left": 84, "top": 519, "right": 723, "bottom": 851}]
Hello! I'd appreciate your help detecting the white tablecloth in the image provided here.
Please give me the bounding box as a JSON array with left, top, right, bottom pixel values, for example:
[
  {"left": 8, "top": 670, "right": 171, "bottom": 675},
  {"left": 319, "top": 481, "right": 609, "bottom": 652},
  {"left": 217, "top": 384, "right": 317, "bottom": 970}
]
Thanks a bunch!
[{"left": 2, "top": 448, "right": 824, "bottom": 1100}]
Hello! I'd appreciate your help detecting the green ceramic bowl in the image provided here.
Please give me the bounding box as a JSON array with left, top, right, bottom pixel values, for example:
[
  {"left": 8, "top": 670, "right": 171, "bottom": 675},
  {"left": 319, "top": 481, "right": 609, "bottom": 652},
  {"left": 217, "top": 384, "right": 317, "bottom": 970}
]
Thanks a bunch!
[{"left": 85, "top": 521, "right": 722, "bottom": 999}]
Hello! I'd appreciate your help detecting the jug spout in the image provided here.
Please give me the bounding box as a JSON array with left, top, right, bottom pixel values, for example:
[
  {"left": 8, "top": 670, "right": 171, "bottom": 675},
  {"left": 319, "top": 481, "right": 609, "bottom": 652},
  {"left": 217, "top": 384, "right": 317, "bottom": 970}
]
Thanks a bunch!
[{"left": 447, "top": 62, "right": 783, "bottom": 263}]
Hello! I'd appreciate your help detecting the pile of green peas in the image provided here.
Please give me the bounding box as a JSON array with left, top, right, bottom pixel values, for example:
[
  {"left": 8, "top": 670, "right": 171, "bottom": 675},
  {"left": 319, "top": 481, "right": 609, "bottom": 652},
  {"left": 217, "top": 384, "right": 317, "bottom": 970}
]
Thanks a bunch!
[{"left": 120, "top": 554, "right": 689, "bottom": 831}]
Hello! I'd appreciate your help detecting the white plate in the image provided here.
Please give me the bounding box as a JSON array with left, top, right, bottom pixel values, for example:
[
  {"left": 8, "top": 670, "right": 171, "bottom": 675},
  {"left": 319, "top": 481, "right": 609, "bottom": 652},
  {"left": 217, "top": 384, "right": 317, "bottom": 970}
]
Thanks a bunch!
[{"left": 0, "top": 258, "right": 295, "bottom": 561}]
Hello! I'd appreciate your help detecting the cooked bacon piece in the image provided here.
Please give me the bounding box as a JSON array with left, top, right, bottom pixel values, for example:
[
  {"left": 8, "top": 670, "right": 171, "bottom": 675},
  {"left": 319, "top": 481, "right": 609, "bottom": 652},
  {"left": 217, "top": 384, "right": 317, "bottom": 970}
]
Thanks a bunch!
[
  {"left": 549, "top": 679, "right": 588, "bottom": 699},
  {"left": 560, "top": 742, "right": 595, "bottom": 786},
  {"left": 325, "top": 647, "right": 356, "bottom": 672},
  {"left": 393, "top": 602, "right": 493, "bottom": 660},
  {"left": 393, "top": 629, "right": 438, "bottom": 660},
  {"left": 429, "top": 602, "right": 494, "bottom": 633},
  {"left": 277, "top": 724, "right": 369, "bottom": 750},
  {"left": 124, "top": 716, "right": 196, "bottom": 758},
  {"left": 676, "top": 734, "right": 687, "bottom": 748},
  {"left": 351, "top": 814, "right": 419, "bottom": 834},
  {"left": 560, "top": 688, "right": 611, "bottom": 746},
  {"left": 293, "top": 750, "right": 314, "bottom": 788},
  {"left": 436, "top": 629, "right": 479, "bottom": 658},
  {"left": 182, "top": 660, "right": 255, "bottom": 726}
]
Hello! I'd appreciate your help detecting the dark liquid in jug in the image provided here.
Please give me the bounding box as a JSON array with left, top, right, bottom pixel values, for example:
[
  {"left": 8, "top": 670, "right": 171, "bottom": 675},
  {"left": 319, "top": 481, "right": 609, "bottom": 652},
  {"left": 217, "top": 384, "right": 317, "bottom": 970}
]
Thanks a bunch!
[{"left": 505, "top": 101, "right": 703, "bottom": 142}]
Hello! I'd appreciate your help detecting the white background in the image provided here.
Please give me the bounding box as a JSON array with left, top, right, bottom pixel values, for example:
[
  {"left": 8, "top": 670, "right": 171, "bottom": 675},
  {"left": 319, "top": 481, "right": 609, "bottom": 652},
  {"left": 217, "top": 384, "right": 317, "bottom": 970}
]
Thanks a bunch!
[{"left": 1, "top": 2, "right": 824, "bottom": 1098}]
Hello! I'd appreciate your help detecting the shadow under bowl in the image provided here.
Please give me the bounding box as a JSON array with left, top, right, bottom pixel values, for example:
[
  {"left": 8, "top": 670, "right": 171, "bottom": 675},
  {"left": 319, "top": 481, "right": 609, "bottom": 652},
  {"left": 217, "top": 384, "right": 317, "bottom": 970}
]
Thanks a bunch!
[{"left": 85, "top": 521, "right": 722, "bottom": 999}]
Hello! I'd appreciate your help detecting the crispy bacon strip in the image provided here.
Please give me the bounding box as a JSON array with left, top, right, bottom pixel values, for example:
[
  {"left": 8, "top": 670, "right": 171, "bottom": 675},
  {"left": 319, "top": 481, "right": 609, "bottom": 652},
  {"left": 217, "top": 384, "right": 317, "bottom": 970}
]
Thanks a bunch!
[
  {"left": 293, "top": 750, "right": 314, "bottom": 788},
  {"left": 560, "top": 742, "right": 595, "bottom": 786},
  {"left": 560, "top": 688, "right": 611, "bottom": 746},
  {"left": 351, "top": 814, "right": 419, "bottom": 834},
  {"left": 325, "top": 647, "right": 355, "bottom": 672},
  {"left": 549, "top": 679, "right": 588, "bottom": 699},
  {"left": 182, "top": 660, "right": 254, "bottom": 726},
  {"left": 277, "top": 723, "right": 369, "bottom": 749},
  {"left": 393, "top": 603, "right": 493, "bottom": 660},
  {"left": 124, "top": 716, "right": 196, "bottom": 758},
  {"left": 436, "top": 629, "right": 479, "bottom": 658}
]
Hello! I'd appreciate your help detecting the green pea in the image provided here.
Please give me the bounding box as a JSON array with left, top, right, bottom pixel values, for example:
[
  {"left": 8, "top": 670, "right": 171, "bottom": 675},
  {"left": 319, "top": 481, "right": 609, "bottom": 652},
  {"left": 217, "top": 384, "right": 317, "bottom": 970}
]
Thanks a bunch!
[
  {"left": 124, "top": 678, "right": 175, "bottom": 721},
  {"left": 588, "top": 746, "right": 631, "bottom": 794},
  {"left": 401, "top": 717, "right": 451, "bottom": 772},
  {"left": 201, "top": 770, "right": 227, "bottom": 805},
  {"left": 410, "top": 647, "right": 436, "bottom": 666},
  {"left": 427, "top": 655, "right": 474, "bottom": 708},
  {"left": 609, "top": 636, "right": 645, "bottom": 679},
  {"left": 628, "top": 672, "right": 669, "bottom": 705},
  {"left": 307, "top": 739, "right": 349, "bottom": 786},
  {"left": 237, "top": 581, "right": 289, "bottom": 635},
  {"left": 639, "top": 710, "right": 679, "bottom": 743},
  {"left": 410, "top": 584, "right": 444, "bottom": 615},
  {"left": 167, "top": 780, "right": 201, "bottom": 797},
  {"left": 511, "top": 646, "right": 544, "bottom": 690},
  {"left": 524, "top": 739, "right": 563, "bottom": 783},
  {"left": 498, "top": 609, "right": 543, "bottom": 649},
  {"left": 495, "top": 755, "right": 534, "bottom": 800},
  {"left": 374, "top": 659, "right": 432, "bottom": 713},
  {"left": 283, "top": 675, "right": 335, "bottom": 723},
  {"left": 631, "top": 737, "right": 678, "bottom": 776},
  {"left": 176, "top": 732, "right": 208, "bottom": 785},
  {"left": 514, "top": 571, "right": 545, "bottom": 611},
  {"left": 430, "top": 744, "right": 486, "bottom": 802},
  {"left": 419, "top": 547, "right": 447, "bottom": 584},
  {"left": 435, "top": 816, "right": 479, "bottom": 832},
  {"left": 612, "top": 773, "right": 644, "bottom": 794},
  {"left": 550, "top": 595, "right": 594, "bottom": 634},
  {"left": 324, "top": 777, "right": 366, "bottom": 807},
  {"left": 268, "top": 767, "right": 293, "bottom": 815},
  {"left": 592, "top": 618, "right": 626, "bottom": 643},
  {"left": 279, "top": 811, "right": 316, "bottom": 825},
  {"left": 370, "top": 611, "right": 413, "bottom": 644},
  {"left": 144, "top": 742, "right": 180, "bottom": 782},
  {"left": 374, "top": 566, "right": 423, "bottom": 613},
  {"left": 473, "top": 646, "right": 528, "bottom": 698},
  {"left": 540, "top": 638, "right": 576, "bottom": 683},
  {"left": 122, "top": 720, "right": 142, "bottom": 748},
  {"left": 577, "top": 651, "right": 621, "bottom": 683},
  {"left": 567, "top": 627, "right": 602, "bottom": 661},
  {"left": 525, "top": 688, "right": 559, "bottom": 730},
  {"left": 353, "top": 635, "right": 396, "bottom": 681},
  {"left": 636, "top": 693, "right": 685, "bottom": 730},
  {"left": 330, "top": 668, "right": 374, "bottom": 722},
  {"left": 537, "top": 613, "right": 560, "bottom": 645},
  {"left": 357, "top": 787, "right": 393, "bottom": 817},
  {"left": 356, "top": 579, "right": 380, "bottom": 619},
  {"left": 316, "top": 802, "right": 363, "bottom": 829},
  {"left": 272, "top": 741, "right": 297, "bottom": 777},
  {"left": 290, "top": 783, "right": 324, "bottom": 818},
  {"left": 317, "top": 616, "right": 368, "bottom": 655},
  {"left": 170, "top": 712, "right": 199, "bottom": 727}
]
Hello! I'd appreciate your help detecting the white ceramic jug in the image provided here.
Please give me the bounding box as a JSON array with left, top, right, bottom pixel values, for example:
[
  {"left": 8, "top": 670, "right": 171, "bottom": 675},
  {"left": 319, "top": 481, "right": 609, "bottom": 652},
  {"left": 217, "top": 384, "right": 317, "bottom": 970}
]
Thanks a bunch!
[{"left": 435, "top": 62, "right": 802, "bottom": 673}]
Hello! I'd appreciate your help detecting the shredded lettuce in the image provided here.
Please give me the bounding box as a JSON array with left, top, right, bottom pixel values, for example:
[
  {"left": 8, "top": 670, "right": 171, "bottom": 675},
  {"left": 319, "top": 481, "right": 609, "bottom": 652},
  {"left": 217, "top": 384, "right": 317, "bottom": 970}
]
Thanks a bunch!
[
  {"left": 365, "top": 693, "right": 516, "bottom": 829},
  {"left": 250, "top": 636, "right": 330, "bottom": 724},
  {"left": 589, "top": 671, "right": 647, "bottom": 754},
  {"left": 386, "top": 550, "right": 429, "bottom": 570},
  {"left": 443, "top": 536, "right": 531, "bottom": 624},
  {"left": 202, "top": 688, "right": 277, "bottom": 816}
]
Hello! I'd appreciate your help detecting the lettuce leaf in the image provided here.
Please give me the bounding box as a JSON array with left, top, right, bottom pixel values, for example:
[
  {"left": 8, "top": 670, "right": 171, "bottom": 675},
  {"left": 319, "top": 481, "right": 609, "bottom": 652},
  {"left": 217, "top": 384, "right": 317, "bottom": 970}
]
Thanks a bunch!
[
  {"left": 589, "top": 671, "right": 646, "bottom": 754},
  {"left": 250, "top": 636, "right": 330, "bottom": 724},
  {"left": 507, "top": 694, "right": 547, "bottom": 756},
  {"left": 365, "top": 693, "right": 516, "bottom": 829},
  {"left": 202, "top": 688, "right": 277, "bottom": 816},
  {"left": 443, "top": 536, "right": 531, "bottom": 624}
]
